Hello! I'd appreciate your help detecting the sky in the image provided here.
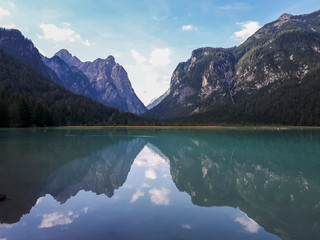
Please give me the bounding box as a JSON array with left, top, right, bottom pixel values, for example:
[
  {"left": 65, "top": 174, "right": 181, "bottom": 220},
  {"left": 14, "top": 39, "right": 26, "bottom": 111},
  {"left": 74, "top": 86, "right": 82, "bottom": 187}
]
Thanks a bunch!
[{"left": 0, "top": 0, "right": 319, "bottom": 105}]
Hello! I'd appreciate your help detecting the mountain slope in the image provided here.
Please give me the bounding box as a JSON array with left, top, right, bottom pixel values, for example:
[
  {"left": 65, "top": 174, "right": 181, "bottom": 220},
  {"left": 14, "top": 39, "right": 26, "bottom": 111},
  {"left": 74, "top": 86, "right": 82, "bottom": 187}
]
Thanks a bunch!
[
  {"left": 55, "top": 49, "right": 147, "bottom": 115},
  {"left": 42, "top": 55, "right": 97, "bottom": 100},
  {"left": 146, "top": 88, "right": 170, "bottom": 110},
  {"left": 144, "top": 10, "right": 320, "bottom": 125},
  {"left": 0, "top": 28, "right": 52, "bottom": 80},
  {"left": 0, "top": 49, "right": 139, "bottom": 127}
]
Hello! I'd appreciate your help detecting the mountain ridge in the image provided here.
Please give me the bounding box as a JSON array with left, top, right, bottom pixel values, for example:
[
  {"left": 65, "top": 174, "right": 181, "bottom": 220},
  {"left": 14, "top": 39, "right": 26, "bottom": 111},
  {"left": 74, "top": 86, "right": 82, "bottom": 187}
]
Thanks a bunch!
[
  {"left": 144, "top": 9, "right": 320, "bottom": 125},
  {"left": 53, "top": 49, "right": 147, "bottom": 115},
  {"left": 0, "top": 48, "right": 141, "bottom": 127},
  {"left": 0, "top": 28, "right": 146, "bottom": 115}
]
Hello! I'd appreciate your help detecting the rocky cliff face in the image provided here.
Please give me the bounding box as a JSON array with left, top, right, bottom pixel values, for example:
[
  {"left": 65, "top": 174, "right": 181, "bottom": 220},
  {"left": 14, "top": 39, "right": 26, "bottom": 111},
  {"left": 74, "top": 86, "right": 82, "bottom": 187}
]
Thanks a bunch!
[
  {"left": 144, "top": 10, "right": 320, "bottom": 124},
  {"left": 42, "top": 55, "right": 96, "bottom": 99},
  {"left": 54, "top": 49, "right": 147, "bottom": 115}
]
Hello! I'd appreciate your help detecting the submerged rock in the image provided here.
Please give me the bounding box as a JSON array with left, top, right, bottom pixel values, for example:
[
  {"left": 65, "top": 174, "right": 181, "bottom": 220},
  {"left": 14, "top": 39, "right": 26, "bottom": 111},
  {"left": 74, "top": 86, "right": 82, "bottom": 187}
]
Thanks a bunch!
[{"left": 0, "top": 194, "right": 6, "bottom": 201}]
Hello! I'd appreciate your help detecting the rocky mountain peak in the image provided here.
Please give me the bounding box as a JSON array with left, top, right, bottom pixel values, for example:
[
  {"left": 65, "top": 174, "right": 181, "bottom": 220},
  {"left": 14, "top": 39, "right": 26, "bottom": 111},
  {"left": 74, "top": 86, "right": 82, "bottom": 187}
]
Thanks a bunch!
[
  {"left": 55, "top": 49, "right": 82, "bottom": 67},
  {"left": 277, "top": 13, "right": 293, "bottom": 21},
  {"left": 106, "top": 55, "right": 115, "bottom": 65},
  {"left": 47, "top": 49, "right": 147, "bottom": 115},
  {"left": 55, "top": 49, "right": 72, "bottom": 58}
]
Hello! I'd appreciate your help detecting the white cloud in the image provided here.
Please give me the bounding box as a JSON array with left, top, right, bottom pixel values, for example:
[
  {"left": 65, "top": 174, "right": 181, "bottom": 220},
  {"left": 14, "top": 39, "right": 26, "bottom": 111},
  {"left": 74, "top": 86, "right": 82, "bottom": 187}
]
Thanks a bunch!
[
  {"left": 38, "top": 211, "right": 79, "bottom": 229},
  {"left": 233, "top": 21, "right": 260, "bottom": 42},
  {"left": 131, "top": 49, "right": 146, "bottom": 65},
  {"left": 39, "top": 23, "right": 91, "bottom": 47},
  {"left": 0, "top": 7, "right": 10, "bottom": 18},
  {"left": 149, "top": 188, "right": 170, "bottom": 205},
  {"left": 62, "top": 22, "right": 71, "bottom": 27},
  {"left": 8, "top": 1, "right": 15, "bottom": 8},
  {"left": 130, "top": 189, "right": 145, "bottom": 203},
  {"left": 152, "top": 16, "right": 167, "bottom": 21},
  {"left": 235, "top": 215, "right": 260, "bottom": 233},
  {"left": 83, "top": 39, "right": 91, "bottom": 46},
  {"left": 125, "top": 47, "right": 175, "bottom": 104},
  {"left": 39, "top": 23, "right": 80, "bottom": 42},
  {"left": 182, "top": 25, "right": 193, "bottom": 31},
  {"left": 150, "top": 48, "right": 171, "bottom": 67}
]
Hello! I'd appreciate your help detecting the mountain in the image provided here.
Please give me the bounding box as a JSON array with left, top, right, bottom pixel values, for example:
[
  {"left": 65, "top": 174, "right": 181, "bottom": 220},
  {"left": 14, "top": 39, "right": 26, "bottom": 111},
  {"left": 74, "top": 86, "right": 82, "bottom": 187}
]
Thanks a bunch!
[
  {"left": 0, "top": 28, "right": 56, "bottom": 81},
  {"left": 54, "top": 49, "right": 147, "bottom": 115},
  {"left": 0, "top": 28, "right": 146, "bottom": 115},
  {"left": 41, "top": 55, "right": 97, "bottom": 100},
  {"left": 146, "top": 88, "right": 170, "bottom": 110},
  {"left": 144, "top": 10, "right": 320, "bottom": 125},
  {"left": 0, "top": 48, "right": 140, "bottom": 127}
]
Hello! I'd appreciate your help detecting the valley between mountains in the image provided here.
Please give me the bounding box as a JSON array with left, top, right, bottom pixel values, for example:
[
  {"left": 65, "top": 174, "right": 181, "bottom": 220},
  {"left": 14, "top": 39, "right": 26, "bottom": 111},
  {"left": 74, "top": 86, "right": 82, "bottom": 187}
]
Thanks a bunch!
[{"left": 0, "top": 9, "right": 319, "bottom": 127}]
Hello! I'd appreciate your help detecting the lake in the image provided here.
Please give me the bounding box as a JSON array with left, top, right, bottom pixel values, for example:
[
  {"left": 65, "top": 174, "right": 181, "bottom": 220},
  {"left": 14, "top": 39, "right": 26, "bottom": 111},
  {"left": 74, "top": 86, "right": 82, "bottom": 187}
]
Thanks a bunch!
[{"left": 0, "top": 128, "right": 319, "bottom": 240}]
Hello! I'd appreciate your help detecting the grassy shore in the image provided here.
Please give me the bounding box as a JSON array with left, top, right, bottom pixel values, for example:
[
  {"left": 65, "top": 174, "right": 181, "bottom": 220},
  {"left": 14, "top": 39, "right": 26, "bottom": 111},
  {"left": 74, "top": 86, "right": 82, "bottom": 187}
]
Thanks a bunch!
[
  {"left": 46, "top": 125, "right": 320, "bottom": 130},
  {"left": 1, "top": 125, "right": 320, "bottom": 131}
]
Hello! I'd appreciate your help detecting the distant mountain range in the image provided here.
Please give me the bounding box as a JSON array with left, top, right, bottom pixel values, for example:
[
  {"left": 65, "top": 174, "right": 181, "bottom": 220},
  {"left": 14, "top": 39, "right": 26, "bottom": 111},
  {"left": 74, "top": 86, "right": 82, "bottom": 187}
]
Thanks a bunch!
[
  {"left": 146, "top": 88, "right": 169, "bottom": 110},
  {"left": 0, "top": 28, "right": 146, "bottom": 115},
  {"left": 144, "top": 10, "right": 320, "bottom": 125}
]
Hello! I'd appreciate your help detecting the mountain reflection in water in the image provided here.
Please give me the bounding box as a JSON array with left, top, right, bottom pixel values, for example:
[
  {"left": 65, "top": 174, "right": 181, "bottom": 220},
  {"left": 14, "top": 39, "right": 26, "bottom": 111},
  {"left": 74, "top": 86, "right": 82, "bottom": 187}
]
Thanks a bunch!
[{"left": 0, "top": 129, "right": 319, "bottom": 240}]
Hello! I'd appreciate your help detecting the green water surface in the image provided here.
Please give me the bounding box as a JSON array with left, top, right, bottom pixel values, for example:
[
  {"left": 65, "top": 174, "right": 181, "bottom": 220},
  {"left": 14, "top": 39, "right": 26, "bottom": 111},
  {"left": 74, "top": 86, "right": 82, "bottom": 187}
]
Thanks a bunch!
[{"left": 0, "top": 128, "right": 319, "bottom": 240}]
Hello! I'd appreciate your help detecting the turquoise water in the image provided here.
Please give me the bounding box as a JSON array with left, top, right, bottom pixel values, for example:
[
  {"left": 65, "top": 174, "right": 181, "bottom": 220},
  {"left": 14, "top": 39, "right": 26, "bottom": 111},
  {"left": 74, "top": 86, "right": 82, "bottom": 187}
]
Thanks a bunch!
[{"left": 0, "top": 128, "right": 319, "bottom": 240}]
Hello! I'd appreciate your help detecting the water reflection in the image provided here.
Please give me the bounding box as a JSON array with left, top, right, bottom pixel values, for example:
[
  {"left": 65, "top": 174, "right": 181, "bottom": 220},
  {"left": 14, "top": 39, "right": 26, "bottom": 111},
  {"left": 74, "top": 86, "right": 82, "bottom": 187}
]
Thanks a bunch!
[
  {"left": 0, "top": 129, "right": 319, "bottom": 240},
  {"left": 0, "top": 129, "right": 146, "bottom": 223},
  {"left": 147, "top": 130, "right": 320, "bottom": 240},
  {"left": 44, "top": 137, "right": 145, "bottom": 202}
]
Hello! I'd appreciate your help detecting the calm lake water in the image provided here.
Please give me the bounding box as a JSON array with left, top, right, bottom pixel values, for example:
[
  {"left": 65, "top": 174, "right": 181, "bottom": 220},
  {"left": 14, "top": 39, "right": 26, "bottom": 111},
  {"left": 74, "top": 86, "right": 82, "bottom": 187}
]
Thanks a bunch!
[{"left": 0, "top": 128, "right": 319, "bottom": 240}]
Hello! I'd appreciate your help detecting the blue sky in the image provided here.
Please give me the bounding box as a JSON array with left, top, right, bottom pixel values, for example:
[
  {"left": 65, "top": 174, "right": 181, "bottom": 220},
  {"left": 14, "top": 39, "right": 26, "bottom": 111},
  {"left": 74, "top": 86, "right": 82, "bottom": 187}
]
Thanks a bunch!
[{"left": 0, "top": 0, "right": 319, "bottom": 104}]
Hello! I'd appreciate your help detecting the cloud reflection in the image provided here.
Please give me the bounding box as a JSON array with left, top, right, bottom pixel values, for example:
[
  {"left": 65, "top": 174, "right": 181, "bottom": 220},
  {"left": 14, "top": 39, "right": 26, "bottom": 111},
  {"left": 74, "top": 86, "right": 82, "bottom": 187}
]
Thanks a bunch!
[
  {"left": 182, "top": 224, "right": 192, "bottom": 229},
  {"left": 38, "top": 211, "right": 79, "bottom": 229},
  {"left": 0, "top": 223, "right": 14, "bottom": 229},
  {"left": 235, "top": 214, "right": 260, "bottom": 233},
  {"left": 130, "top": 189, "right": 145, "bottom": 203},
  {"left": 149, "top": 188, "right": 170, "bottom": 205},
  {"left": 83, "top": 207, "right": 89, "bottom": 214},
  {"left": 35, "top": 196, "right": 45, "bottom": 205},
  {"left": 133, "top": 144, "right": 169, "bottom": 180},
  {"left": 145, "top": 168, "right": 157, "bottom": 180}
]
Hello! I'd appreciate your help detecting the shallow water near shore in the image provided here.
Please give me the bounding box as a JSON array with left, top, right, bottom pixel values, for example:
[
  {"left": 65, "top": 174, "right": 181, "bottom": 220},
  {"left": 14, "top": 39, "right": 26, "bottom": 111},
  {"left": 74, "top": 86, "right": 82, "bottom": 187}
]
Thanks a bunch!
[{"left": 0, "top": 128, "right": 319, "bottom": 240}]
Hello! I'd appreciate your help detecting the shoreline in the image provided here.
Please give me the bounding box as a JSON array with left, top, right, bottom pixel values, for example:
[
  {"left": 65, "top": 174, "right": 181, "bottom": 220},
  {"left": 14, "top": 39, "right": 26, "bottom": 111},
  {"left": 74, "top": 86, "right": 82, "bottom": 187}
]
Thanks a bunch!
[{"left": 1, "top": 125, "right": 320, "bottom": 130}]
